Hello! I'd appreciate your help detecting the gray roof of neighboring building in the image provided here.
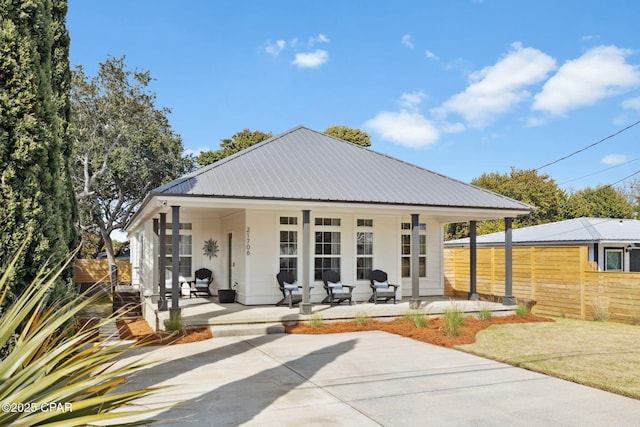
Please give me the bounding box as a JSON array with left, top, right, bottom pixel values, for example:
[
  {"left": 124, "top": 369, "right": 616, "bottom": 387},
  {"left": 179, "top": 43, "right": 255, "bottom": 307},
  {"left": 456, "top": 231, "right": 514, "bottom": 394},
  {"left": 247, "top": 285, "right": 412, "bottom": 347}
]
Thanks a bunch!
[
  {"left": 445, "top": 217, "right": 640, "bottom": 246},
  {"left": 152, "top": 126, "right": 534, "bottom": 211}
]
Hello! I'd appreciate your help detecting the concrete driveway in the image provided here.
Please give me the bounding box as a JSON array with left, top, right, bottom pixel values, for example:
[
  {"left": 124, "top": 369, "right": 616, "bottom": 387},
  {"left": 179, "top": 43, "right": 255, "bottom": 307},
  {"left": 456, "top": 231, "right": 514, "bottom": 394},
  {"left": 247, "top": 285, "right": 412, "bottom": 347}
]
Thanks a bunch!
[{"left": 117, "top": 332, "right": 640, "bottom": 426}]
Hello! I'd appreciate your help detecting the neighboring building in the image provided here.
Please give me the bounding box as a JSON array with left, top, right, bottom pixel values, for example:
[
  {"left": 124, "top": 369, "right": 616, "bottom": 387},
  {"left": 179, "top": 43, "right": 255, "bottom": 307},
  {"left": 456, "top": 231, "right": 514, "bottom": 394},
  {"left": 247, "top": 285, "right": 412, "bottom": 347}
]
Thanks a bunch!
[
  {"left": 125, "top": 126, "right": 533, "bottom": 313},
  {"left": 445, "top": 217, "right": 640, "bottom": 272}
]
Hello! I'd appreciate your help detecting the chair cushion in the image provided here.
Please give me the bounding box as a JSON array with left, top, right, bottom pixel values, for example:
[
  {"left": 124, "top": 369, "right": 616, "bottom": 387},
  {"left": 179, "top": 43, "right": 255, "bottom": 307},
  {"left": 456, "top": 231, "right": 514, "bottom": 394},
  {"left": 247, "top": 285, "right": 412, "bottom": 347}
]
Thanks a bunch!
[
  {"left": 283, "top": 281, "right": 301, "bottom": 295},
  {"left": 327, "top": 281, "right": 343, "bottom": 292},
  {"left": 195, "top": 278, "right": 209, "bottom": 287},
  {"left": 373, "top": 280, "right": 389, "bottom": 290}
]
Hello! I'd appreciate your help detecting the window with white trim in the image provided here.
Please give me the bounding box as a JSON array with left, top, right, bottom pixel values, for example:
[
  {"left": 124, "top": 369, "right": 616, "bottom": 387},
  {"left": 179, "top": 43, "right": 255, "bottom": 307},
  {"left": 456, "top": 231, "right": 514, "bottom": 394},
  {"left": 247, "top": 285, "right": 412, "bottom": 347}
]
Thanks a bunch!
[
  {"left": 314, "top": 218, "right": 341, "bottom": 280},
  {"left": 401, "top": 222, "right": 426, "bottom": 278},
  {"left": 356, "top": 219, "right": 373, "bottom": 280},
  {"left": 605, "top": 248, "right": 624, "bottom": 271},
  {"left": 279, "top": 217, "right": 298, "bottom": 276},
  {"left": 164, "top": 223, "right": 192, "bottom": 277}
]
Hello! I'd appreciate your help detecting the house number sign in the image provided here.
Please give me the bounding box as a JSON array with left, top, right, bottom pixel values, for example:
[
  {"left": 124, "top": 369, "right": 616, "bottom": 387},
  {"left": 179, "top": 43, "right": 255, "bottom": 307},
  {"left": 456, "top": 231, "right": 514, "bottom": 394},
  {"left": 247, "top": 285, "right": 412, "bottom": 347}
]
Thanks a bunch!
[{"left": 246, "top": 227, "right": 251, "bottom": 255}]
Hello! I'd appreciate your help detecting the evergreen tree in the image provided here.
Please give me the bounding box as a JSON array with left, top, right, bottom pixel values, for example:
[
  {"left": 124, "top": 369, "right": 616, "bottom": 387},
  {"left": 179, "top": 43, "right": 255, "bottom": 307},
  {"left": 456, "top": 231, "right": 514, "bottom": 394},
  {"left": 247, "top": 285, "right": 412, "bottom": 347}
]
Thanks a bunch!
[{"left": 0, "top": 0, "right": 77, "bottom": 301}]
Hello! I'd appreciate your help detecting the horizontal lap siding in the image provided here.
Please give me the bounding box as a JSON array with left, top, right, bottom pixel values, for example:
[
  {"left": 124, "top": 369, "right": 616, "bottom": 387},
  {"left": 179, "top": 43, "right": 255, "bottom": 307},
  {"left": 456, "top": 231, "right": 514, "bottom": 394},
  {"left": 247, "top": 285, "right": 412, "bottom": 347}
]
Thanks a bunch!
[{"left": 75, "top": 259, "right": 132, "bottom": 284}]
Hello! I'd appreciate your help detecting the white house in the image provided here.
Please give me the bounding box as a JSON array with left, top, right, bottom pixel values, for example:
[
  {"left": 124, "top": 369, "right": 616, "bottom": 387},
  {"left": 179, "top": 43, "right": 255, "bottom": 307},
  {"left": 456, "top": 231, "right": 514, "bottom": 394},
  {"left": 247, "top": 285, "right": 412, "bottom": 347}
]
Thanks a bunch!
[
  {"left": 125, "top": 126, "right": 534, "bottom": 316},
  {"left": 446, "top": 217, "right": 640, "bottom": 272}
]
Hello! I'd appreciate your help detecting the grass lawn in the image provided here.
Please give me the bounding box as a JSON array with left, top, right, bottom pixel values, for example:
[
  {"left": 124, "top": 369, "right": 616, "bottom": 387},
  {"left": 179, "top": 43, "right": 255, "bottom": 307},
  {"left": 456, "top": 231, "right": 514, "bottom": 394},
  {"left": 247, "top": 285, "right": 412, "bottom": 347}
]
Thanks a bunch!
[{"left": 456, "top": 317, "right": 640, "bottom": 399}]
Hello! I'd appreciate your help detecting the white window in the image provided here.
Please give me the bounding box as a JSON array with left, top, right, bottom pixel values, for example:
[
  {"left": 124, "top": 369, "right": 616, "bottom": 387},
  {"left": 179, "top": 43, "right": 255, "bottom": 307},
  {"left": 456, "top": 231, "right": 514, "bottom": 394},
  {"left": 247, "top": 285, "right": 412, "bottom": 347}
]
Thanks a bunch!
[
  {"left": 605, "top": 248, "right": 624, "bottom": 271},
  {"left": 279, "top": 217, "right": 299, "bottom": 276},
  {"left": 164, "top": 223, "right": 192, "bottom": 277},
  {"left": 314, "top": 218, "right": 341, "bottom": 280},
  {"left": 401, "top": 222, "right": 426, "bottom": 278},
  {"left": 356, "top": 219, "right": 373, "bottom": 280}
]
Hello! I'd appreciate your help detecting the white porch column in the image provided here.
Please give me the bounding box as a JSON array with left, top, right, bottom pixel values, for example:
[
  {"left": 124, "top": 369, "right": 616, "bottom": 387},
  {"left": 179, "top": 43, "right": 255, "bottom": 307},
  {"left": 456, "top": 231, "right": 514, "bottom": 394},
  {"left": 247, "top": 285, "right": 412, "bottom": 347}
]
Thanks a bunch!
[
  {"left": 469, "top": 220, "right": 478, "bottom": 300},
  {"left": 300, "top": 209, "right": 312, "bottom": 314},
  {"left": 410, "top": 213, "right": 421, "bottom": 307}
]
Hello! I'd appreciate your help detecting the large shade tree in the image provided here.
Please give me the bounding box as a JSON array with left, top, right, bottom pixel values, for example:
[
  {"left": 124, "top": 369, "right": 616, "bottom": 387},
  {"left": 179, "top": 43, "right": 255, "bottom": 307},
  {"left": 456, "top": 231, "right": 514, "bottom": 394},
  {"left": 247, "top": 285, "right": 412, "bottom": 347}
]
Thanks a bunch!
[
  {"left": 446, "top": 168, "right": 567, "bottom": 239},
  {"left": 196, "top": 125, "right": 371, "bottom": 167},
  {"left": 564, "top": 185, "right": 634, "bottom": 219},
  {"left": 0, "top": 0, "right": 77, "bottom": 300},
  {"left": 70, "top": 56, "right": 192, "bottom": 265}
]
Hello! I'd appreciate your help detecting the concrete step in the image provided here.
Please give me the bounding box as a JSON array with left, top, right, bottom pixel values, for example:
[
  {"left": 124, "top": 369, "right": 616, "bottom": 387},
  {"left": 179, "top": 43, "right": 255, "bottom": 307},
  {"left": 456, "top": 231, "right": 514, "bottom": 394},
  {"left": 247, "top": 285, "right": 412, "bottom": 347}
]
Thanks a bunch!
[
  {"left": 98, "top": 322, "right": 120, "bottom": 342},
  {"left": 210, "top": 322, "right": 285, "bottom": 337}
]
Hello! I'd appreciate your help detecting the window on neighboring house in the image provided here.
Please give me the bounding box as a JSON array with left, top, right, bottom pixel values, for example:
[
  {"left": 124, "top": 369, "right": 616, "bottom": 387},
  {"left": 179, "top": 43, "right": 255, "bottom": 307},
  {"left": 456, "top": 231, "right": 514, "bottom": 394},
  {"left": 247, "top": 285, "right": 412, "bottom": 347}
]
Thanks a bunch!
[
  {"left": 314, "top": 218, "right": 341, "bottom": 280},
  {"left": 164, "top": 223, "right": 193, "bottom": 278},
  {"left": 356, "top": 219, "right": 373, "bottom": 280},
  {"left": 605, "top": 248, "right": 624, "bottom": 271},
  {"left": 279, "top": 216, "right": 299, "bottom": 276},
  {"left": 401, "top": 222, "right": 426, "bottom": 278}
]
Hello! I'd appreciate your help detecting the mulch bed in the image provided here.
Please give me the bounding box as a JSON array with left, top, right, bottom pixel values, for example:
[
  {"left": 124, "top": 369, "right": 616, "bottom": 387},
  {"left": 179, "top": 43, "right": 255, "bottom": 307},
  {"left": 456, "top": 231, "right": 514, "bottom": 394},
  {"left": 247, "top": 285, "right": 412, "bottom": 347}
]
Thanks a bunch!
[
  {"left": 116, "top": 319, "right": 212, "bottom": 345},
  {"left": 285, "top": 314, "right": 553, "bottom": 348}
]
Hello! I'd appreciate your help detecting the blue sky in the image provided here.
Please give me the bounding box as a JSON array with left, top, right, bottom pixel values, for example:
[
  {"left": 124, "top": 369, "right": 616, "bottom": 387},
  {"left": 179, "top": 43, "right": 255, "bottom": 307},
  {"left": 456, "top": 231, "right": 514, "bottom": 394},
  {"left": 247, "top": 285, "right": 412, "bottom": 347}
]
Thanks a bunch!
[{"left": 67, "top": 0, "right": 640, "bottom": 192}]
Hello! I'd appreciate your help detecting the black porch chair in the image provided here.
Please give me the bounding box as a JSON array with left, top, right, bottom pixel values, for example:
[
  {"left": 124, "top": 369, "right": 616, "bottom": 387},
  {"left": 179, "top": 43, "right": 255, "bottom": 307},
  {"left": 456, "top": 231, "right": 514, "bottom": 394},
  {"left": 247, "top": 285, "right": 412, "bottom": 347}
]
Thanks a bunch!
[
  {"left": 321, "top": 270, "right": 355, "bottom": 306},
  {"left": 276, "top": 271, "right": 312, "bottom": 309},
  {"left": 368, "top": 269, "right": 399, "bottom": 304},
  {"left": 191, "top": 268, "right": 213, "bottom": 297}
]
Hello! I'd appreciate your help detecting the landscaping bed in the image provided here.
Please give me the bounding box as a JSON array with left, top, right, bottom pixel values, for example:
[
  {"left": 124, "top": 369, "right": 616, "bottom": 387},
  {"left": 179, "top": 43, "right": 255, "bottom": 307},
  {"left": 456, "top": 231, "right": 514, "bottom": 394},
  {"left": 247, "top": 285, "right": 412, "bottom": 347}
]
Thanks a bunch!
[
  {"left": 285, "top": 313, "right": 553, "bottom": 347},
  {"left": 116, "top": 318, "right": 212, "bottom": 345}
]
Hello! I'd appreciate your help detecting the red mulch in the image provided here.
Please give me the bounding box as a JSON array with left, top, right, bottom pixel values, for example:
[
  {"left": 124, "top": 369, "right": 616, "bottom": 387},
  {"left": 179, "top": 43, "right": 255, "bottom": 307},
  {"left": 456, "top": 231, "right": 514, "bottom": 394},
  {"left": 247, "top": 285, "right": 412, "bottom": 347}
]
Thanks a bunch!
[
  {"left": 116, "top": 319, "right": 212, "bottom": 345},
  {"left": 285, "top": 314, "right": 553, "bottom": 348}
]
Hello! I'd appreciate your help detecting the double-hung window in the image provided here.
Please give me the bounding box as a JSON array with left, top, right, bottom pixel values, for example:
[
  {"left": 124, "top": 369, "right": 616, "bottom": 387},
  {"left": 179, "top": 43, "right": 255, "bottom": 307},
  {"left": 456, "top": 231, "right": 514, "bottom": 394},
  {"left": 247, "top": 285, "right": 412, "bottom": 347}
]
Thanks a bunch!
[
  {"left": 279, "top": 216, "right": 299, "bottom": 276},
  {"left": 400, "top": 222, "right": 426, "bottom": 278},
  {"left": 356, "top": 219, "right": 373, "bottom": 280},
  {"left": 164, "top": 223, "right": 193, "bottom": 278},
  {"left": 314, "top": 217, "right": 341, "bottom": 280}
]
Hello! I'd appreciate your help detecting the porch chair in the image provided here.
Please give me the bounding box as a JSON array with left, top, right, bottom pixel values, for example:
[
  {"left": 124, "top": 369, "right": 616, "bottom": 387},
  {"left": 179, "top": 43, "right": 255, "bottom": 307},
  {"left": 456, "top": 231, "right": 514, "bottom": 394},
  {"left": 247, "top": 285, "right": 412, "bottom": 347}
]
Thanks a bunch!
[
  {"left": 192, "top": 268, "right": 213, "bottom": 297},
  {"left": 276, "top": 271, "right": 311, "bottom": 309},
  {"left": 164, "top": 270, "right": 188, "bottom": 297},
  {"left": 321, "top": 270, "right": 355, "bottom": 306},
  {"left": 368, "top": 269, "right": 399, "bottom": 304}
]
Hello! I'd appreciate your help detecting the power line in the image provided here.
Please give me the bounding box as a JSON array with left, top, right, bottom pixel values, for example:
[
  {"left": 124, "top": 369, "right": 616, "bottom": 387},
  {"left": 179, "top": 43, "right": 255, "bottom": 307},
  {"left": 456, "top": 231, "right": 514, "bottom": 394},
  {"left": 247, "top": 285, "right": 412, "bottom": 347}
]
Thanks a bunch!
[
  {"left": 536, "top": 119, "right": 640, "bottom": 171},
  {"left": 560, "top": 156, "right": 640, "bottom": 185}
]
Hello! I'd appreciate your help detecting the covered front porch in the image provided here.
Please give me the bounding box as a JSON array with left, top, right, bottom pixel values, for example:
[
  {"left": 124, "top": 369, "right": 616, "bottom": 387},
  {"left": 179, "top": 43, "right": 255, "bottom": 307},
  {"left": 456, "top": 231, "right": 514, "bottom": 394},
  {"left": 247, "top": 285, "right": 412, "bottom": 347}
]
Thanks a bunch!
[{"left": 152, "top": 294, "right": 519, "bottom": 334}]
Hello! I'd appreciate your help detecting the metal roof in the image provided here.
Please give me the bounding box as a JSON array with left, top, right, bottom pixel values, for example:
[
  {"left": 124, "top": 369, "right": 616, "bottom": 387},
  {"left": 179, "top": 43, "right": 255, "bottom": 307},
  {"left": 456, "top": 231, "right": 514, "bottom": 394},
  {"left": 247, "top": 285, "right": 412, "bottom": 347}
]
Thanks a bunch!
[
  {"left": 152, "top": 126, "right": 534, "bottom": 211},
  {"left": 445, "top": 217, "right": 640, "bottom": 246}
]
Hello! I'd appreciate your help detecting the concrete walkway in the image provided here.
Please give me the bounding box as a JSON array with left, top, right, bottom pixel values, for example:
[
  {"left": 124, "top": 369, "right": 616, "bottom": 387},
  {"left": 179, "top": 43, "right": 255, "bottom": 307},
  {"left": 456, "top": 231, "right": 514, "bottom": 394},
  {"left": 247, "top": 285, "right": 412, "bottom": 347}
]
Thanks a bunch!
[{"left": 115, "top": 332, "right": 640, "bottom": 426}]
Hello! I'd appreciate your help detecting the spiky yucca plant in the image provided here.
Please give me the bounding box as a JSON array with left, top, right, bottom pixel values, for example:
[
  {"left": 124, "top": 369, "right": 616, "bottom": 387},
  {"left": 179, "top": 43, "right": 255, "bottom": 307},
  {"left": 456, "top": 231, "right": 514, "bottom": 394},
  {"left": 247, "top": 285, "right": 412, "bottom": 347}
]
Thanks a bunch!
[{"left": 0, "top": 246, "right": 167, "bottom": 426}]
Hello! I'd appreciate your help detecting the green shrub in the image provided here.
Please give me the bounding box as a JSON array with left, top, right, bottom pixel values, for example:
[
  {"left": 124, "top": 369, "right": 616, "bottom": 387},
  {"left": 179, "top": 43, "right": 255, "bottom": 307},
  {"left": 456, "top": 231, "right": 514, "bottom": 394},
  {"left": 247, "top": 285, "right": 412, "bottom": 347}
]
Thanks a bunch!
[
  {"left": 478, "top": 304, "right": 492, "bottom": 321},
  {"left": 0, "top": 245, "right": 166, "bottom": 426},
  {"left": 309, "top": 313, "right": 323, "bottom": 328},
  {"left": 164, "top": 312, "right": 185, "bottom": 333},
  {"left": 516, "top": 301, "right": 530, "bottom": 317},
  {"left": 444, "top": 306, "right": 465, "bottom": 336},
  {"left": 402, "top": 310, "right": 428, "bottom": 328},
  {"left": 355, "top": 311, "right": 371, "bottom": 327}
]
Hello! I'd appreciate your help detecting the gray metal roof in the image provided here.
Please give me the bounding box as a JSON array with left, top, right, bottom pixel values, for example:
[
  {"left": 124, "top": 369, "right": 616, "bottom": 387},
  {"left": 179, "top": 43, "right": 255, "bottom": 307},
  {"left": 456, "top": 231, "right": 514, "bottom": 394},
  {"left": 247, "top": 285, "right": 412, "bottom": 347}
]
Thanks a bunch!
[
  {"left": 153, "top": 126, "right": 534, "bottom": 211},
  {"left": 445, "top": 217, "right": 640, "bottom": 246}
]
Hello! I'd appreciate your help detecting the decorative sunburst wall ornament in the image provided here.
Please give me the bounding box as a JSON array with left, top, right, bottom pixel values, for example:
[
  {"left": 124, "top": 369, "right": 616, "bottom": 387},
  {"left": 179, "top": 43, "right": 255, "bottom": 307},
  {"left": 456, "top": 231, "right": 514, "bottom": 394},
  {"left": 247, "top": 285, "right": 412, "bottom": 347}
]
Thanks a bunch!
[{"left": 203, "top": 238, "right": 219, "bottom": 259}]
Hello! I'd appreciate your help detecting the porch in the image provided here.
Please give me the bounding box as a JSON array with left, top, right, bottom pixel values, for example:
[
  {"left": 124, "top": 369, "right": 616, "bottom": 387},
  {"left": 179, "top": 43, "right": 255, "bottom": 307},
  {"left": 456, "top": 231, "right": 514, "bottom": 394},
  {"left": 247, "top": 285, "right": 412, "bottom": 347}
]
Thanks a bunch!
[{"left": 152, "top": 295, "right": 519, "bottom": 335}]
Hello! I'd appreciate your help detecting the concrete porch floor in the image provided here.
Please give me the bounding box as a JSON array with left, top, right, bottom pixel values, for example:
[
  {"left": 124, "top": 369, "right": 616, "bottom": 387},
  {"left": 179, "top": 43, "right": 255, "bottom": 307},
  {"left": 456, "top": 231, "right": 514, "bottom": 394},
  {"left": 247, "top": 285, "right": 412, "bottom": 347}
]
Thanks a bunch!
[{"left": 154, "top": 296, "right": 518, "bottom": 336}]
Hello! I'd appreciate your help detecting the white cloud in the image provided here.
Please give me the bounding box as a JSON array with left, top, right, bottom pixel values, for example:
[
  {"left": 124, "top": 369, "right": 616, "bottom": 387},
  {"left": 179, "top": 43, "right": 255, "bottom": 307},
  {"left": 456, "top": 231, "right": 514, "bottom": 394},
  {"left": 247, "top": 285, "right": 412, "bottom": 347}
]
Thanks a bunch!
[
  {"left": 425, "top": 49, "right": 439, "bottom": 61},
  {"left": 265, "top": 40, "right": 286, "bottom": 56},
  {"left": 309, "top": 33, "right": 330, "bottom": 46},
  {"left": 293, "top": 49, "right": 329, "bottom": 68},
  {"left": 533, "top": 45, "right": 640, "bottom": 116},
  {"left": 399, "top": 91, "right": 425, "bottom": 110},
  {"left": 439, "top": 42, "right": 556, "bottom": 127},
  {"left": 365, "top": 110, "right": 439, "bottom": 148},
  {"left": 601, "top": 154, "right": 629, "bottom": 165},
  {"left": 401, "top": 34, "right": 414, "bottom": 49},
  {"left": 622, "top": 96, "right": 640, "bottom": 112}
]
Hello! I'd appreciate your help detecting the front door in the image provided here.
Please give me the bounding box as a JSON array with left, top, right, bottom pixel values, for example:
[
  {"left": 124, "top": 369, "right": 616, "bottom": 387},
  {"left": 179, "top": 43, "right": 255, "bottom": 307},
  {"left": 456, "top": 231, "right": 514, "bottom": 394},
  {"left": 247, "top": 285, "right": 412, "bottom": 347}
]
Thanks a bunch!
[
  {"left": 227, "top": 233, "right": 233, "bottom": 289},
  {"left": 631, "top": 249, "right": 640, "bottom": 272}
]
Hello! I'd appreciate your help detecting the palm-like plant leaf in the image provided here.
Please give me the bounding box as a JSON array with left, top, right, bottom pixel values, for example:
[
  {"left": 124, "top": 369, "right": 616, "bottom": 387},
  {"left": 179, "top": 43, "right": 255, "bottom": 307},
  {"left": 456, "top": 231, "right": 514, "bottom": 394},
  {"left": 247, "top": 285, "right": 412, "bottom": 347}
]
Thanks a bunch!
[{"left": 0, "top": 247, "right": 171, "bottom": 426}]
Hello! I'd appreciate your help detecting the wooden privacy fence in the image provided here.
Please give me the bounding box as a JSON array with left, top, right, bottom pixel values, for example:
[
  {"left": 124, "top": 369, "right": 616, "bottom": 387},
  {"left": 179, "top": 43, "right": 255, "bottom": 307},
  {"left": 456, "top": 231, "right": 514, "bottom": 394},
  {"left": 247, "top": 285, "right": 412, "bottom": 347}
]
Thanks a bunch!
[
  {"left": 444, "top": 246, "right": 640, "bottom": 322},
  {"left": 75, "top": 259, "right": 132, "bottom": 284}
]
